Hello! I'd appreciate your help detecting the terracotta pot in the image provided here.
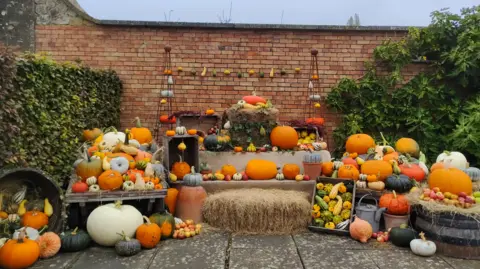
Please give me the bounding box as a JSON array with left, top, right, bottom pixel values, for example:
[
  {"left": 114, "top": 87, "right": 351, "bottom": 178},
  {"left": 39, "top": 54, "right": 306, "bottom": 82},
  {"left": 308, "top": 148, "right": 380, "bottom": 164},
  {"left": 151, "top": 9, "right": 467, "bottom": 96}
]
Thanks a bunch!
[{"left": 175, "top": 185, "right": 207, "bottom": 223}]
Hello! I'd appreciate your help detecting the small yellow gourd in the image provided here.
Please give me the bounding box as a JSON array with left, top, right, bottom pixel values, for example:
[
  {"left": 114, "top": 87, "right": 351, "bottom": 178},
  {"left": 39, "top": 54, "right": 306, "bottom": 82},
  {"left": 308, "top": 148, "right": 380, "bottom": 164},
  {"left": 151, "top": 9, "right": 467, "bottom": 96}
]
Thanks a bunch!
[
  {"left": 295, "top": 174, "right": 304, "bottom": 181},
  {"left": 325, "top": 222, "right": 335, "bottom": 229},
  {"left": 247, "top": 143, "right": 256, "bottom": 152},
  {"left": 329, "top": 182, "right": 343, "bottom": 199}
]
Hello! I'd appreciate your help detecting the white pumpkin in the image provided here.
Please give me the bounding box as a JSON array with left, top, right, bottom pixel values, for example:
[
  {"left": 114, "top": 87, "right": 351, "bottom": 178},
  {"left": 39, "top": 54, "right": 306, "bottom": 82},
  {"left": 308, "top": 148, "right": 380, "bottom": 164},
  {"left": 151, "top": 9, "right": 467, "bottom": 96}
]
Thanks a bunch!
[
  {"left": 128, "top": 139, "right": 141, "bottom": 148},
  {"left": 356, "top": 181, "right": 367, "bottom": 188},
  {"left": 144, "top": 163, "right": 155, "bottom": 178},
  {"left": 175, "top": 126, "right": 187, "bottom": 135},
  {"left": 123, "top": 181, "right": 135, "bottom": 191},
  {"left": 410, "top": 232, "right": 436, "bottom": 257},
  {"left": 224, "top": 121, "right": 231, "bottom": 129},
  {"left": 436, "top": 151, "right": 468, "bottom": 170},
  {"left": 110, "top": 157, "right": 129, "bottom": 174},
  {"left": 89, "top": 184, "right": 100, "bottom": 192},
  {"left": 99, "top": 129, "right": 126, "bottom": 150},
  {"left": 145, "top": 181, "right": 155, "bottom": 190},
  {"left": 86, "top": 201, "right": 143, "bottom": 247},
  {"left": 13, "top": 227, "right": 40, "bottom": 240},
  {"left": 86, "top": 176, "right": 97, "bottom": 186},
  {"left": 232, "top": 173, "right": 242, "bottom": 181},
  {"left": 276, "top": 173, "right": 284, "bottom": 180}
]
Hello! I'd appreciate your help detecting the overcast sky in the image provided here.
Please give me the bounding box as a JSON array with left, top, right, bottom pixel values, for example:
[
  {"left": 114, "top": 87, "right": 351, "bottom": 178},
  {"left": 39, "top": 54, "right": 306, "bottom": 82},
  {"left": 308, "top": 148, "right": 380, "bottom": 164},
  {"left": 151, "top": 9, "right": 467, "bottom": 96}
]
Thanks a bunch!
[{"left": 77, "top": 0, "right": 478, "bottom": 26}]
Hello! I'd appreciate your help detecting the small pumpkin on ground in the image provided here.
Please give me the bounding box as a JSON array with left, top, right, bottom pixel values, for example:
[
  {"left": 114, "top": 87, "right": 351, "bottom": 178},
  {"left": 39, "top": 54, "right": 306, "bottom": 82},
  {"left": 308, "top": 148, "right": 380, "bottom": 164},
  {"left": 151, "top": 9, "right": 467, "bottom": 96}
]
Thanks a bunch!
[
  {"left": 60, "top": 227, "right": 91, "bottom": 252},
  {"left": 390, "top": 225, "right": 417, "bottom": 248},
  {"left": 410, "top": 232, "right": 436, "bottom": 257},
  {"left": 36, "top": 232, "right": 61, "bottom": 259},
  {"left": 136, "top": 216, "right": 162, "bottom": 249},
  {"left": 349, "top": 217, "right": 373, "bottom": 243},
  {"left": 0, "top": 230, "right": 40, "bottom": 269},
  {"left": 149, "top": 211, "right": 176, "bottom": 239},
  {"left": 115, "top": 231, "right": 142, "bottom": 257},
  {"left": 379, "top": 190, "right": 410, "bottom": 215}
]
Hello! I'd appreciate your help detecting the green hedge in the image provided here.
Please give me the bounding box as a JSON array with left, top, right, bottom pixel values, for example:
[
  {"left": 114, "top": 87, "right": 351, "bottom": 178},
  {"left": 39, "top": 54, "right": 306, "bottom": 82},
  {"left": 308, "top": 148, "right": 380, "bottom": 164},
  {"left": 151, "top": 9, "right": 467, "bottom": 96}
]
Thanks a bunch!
[{"left": 0, "top": 50, "right": 123, "bottom": 184}]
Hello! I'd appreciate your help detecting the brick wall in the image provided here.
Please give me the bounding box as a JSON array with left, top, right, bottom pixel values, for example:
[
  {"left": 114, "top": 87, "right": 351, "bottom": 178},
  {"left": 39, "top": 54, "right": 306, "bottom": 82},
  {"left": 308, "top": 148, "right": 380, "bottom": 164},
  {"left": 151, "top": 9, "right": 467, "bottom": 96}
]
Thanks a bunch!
[{"left": 35, "top": 25, "right": 423, "bottom": 147}]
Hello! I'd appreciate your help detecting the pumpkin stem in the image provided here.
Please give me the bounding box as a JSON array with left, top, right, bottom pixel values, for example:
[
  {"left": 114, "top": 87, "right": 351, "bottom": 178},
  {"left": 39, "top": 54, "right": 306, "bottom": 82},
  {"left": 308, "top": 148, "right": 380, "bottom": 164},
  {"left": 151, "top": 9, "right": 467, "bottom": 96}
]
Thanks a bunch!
[
  {"left": 38, "top": 225, "right": 48, "bottom": 235},
  {"left": 142, "top": 216, "right": 152, "bottom": 225},
  {"left": 392, "top": 190, "right": 397, "bottom": 199},
  {"left": 419, "top": 231, "right": 426, "bottom": 241},
  {"left": 191, "top": 166, "right": 196, "bottom": 174},
  {"left": 124, "top": 129, "right": 130, "bottom": 145},
  {"left": 444, "top": 150, "right": 451, "bottom": 156},
  {"left": 379, "top": 132, "right": 389, "bottom": 146},
  {"left": 177, "top": 154, "right": 183, "bottom": 163},
  {"left": 103, "top": 126, "right": 118, "bottom": 134},
  {"left": 114, "top": 200, "right": 123, "bottom": 208},
  {"left": 117, "top": 231, "right": 130, "bottom": 241},
  {"left": 82, "top": 144, "right": 91, "bottom": 162},
  {"left": 71, "top": 227, "right": 79, "bottom": 235},
  {"left": 17, "top": 229, "right": 27, "bottom": 243}
]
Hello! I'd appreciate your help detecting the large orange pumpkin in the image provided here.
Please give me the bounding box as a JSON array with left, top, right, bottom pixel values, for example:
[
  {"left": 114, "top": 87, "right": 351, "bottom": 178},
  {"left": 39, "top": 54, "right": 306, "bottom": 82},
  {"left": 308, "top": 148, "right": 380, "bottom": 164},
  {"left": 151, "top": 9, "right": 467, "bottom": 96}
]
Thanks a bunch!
[
  {"left": 338, "top": 165, "right": 360, "bottom": 180},
  {"left": 21, "top": 211, "right": 49, "bottom": 229},
  {"left": 322, "top": 162, "right": 334, "bottom": 177},
  {"left": 270, "top": 126, "right": 298, "bottom": 150},
  {"left": 282, "top": 164, "right": 300, "bottom": 180},
  {"left": 245, "top": 159, "right": 278, "bottom": 180},
  {"left": 379, "top": 191, "right": 410, "bottom": 215},
  {"left": 345, "top": 134, "right": 376, "bottom": 154},
  {"left": 361, "top": 160, "right": 393, "bottom": 181},
  {"left": 98, "top": 170, "right": 123, "bottom": 190},
  {"left": 172, "top": 156, "right": 191, "bottom": 180},
  {"left": 428, "top": 168, "right": 472, "bottom": 195},
  {"left": 0, "top": 230, "right": 40, "bottom": 269},
  {"left": 130, "top": 117, "right": 153, "bottom": 144},
  {"left": 395, "top": 138, "right": 420, "bottom": 158}
]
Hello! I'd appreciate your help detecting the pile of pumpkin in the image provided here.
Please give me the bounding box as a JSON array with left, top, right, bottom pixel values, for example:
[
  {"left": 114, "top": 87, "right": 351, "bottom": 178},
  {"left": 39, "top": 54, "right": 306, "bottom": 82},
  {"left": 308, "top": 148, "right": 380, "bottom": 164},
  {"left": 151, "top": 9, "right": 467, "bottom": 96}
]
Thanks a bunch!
[
  {"left": 312, "top": 182, "right": 353, "bottom": 229},
  {"left": 74, "top": 118, "right": 169, "bottom": 193},
  {"left": 320, "top": 133, "right": 478, "bottom": 195}
]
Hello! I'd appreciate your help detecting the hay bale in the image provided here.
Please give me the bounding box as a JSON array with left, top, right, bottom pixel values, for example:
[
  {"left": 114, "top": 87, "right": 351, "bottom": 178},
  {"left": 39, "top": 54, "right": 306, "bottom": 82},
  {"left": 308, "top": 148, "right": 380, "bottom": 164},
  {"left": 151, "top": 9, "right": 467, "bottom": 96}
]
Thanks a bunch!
[{"left": 202, "top": 188, "right": 311, "bottom": 235}]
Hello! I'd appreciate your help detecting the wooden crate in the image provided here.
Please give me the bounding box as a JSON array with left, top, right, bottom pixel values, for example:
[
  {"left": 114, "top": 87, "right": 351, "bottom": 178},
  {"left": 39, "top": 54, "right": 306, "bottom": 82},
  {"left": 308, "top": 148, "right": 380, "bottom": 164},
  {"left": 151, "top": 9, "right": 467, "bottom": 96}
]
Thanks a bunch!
[
  {"left": 308, "top": 177, "right": 356, "bottom": 236},
  {"left": 163, "top": 135, "right": 199, "bottom": 172},
  {"left": 177, "top": 114, "right": 220, "bottom": 135}
]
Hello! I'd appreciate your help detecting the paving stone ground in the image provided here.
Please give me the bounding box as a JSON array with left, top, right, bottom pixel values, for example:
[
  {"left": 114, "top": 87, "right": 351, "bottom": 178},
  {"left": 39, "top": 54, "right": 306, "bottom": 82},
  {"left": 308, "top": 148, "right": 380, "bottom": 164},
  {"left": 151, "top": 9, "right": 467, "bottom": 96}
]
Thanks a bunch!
[{"left": 32, "top": 227, "right": 480, "bottom": 269}]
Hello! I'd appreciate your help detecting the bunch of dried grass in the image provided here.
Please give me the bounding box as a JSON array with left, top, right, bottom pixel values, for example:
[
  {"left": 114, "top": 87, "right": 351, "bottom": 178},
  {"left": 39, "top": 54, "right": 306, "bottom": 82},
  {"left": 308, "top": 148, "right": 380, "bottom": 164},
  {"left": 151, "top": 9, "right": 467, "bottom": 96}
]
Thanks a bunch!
[{"left": 202, "top": 188, "right": 311, "bottom": 235}]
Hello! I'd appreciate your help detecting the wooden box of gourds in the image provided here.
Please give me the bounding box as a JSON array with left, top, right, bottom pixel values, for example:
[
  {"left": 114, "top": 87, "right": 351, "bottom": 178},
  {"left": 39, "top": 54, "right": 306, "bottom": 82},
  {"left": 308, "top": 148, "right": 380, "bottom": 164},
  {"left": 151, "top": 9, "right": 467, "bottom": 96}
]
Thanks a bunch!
[
  {"left": 163, "top": 135, "right": 199, "bottom": 175},
  {"left": 308, "top": 177, "right": 356, "bottom": 236}
]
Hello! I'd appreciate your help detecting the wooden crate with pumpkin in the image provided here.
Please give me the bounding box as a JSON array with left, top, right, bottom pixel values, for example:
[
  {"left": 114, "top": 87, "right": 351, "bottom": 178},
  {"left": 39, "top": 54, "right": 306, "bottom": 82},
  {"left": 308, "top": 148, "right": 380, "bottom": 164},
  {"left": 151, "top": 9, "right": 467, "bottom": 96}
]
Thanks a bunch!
[{"left": 308, "top": 177, "right": 356, "bottom": 235}]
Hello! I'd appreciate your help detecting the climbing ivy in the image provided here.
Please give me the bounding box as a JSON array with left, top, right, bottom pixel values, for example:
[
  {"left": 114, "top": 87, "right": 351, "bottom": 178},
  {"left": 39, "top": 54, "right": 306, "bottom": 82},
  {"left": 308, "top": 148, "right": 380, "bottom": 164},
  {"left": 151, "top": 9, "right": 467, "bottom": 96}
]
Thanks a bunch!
[
  {"left": 0, "top": 50, "right": 123, "bottom": 184},
  {"left": 327, "top": 6, "right": 480, "bottom": 164}
]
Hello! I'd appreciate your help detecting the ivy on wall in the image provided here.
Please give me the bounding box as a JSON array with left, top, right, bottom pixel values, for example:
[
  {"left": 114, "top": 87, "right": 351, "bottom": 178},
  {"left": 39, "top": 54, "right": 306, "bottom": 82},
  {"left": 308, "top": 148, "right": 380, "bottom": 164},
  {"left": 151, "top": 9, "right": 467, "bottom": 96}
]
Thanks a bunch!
[
  {"left": 0, "top": 50, "right": 123, "bottom": 184},
  {"left": 327, "top": 6, "right": 480, "bottom": 164}
]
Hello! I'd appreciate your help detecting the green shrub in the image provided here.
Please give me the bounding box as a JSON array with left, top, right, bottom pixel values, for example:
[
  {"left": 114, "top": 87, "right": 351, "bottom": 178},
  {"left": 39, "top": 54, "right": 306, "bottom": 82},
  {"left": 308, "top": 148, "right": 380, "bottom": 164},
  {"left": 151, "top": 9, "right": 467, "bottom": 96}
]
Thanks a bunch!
[{"left": 0, "top": 50, "right": 123, "bottom": 184}]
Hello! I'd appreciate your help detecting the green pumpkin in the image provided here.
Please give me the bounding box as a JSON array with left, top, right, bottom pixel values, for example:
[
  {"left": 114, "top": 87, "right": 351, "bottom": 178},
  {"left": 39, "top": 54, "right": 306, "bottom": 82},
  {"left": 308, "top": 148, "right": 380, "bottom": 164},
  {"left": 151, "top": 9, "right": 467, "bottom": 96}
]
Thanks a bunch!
[
  {"left": 390, "top": 226, "right": 418, "bottom": 248},
  {"left": 385, "top": 174, "right": 413, "bottom": 193},
  {"left": 60, "top": 227, "right": 91, "bottom": 252},
  {"left": 463, "top": 167, "right": 480, "bottom": 182},
  {"left": 115, "top": 231, "right": 141, "bottom": 257},
  {"left": 204, "top": 134, "right": 219, "bottom": 151},
  {"left": 149, "top": 211, "right": 175, "bottom": 239}
]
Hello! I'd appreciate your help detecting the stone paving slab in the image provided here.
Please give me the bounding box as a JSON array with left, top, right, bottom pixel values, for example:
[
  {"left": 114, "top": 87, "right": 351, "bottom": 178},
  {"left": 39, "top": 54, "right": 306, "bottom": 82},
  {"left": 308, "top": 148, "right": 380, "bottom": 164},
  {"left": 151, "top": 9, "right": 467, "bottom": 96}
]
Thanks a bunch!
[
  {"left": 441, "top": 256, "right": 480, "bottom": 269},
  {"left": 229, "top": 247, "right": 303, "bottom": 269},
  {"left": 161, "top": 230, "right": 229, "bottom": 250},
  {"left": 298, "top": 248, "right": 378, "bottom": 269},
  {"left": 32, "top": 252, "right": 81, "bottom": 269},
  {"left": 231, "top": 234, "right": 295, "bottom": 249},
  {"left": 68, "top": 247, "right": 158, "bottom": 269},
  {"left": 150, "top": 246, "right": 226, "bottom": 269},
  {"left": 369, "top": 249, "right": 453, "bottom": 269},
  {"left": 293, "top": 232, "right": 365, "bottom": 250}
]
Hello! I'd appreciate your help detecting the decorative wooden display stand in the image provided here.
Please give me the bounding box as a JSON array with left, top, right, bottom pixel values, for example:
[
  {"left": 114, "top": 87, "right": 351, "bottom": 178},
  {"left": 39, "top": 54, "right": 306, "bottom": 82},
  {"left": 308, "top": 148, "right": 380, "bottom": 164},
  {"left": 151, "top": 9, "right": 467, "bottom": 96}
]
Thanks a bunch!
[
  {"left": 64, "top": 175, "right": 167, "bottom": 228},
  {"left": 163, "top": 135, "right": 200, "bottom": 172}
]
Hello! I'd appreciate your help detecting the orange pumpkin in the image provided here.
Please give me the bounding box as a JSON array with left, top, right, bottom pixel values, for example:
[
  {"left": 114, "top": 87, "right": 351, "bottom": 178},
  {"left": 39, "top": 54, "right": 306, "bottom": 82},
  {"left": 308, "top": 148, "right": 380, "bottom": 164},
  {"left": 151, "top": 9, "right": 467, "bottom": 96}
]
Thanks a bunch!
[
  {"left": 242, "top": 92, "right": 266, "bottom": 105},
  {"left": 130, "top": 117, "right": 153, "bottom": 144},
  {"left": 83, "top": 128, "right": 103, "bottom": 141},
  {"left": 159, "top": 115, "right": 170, "bottom": 123},
  {"left": 0, "top": 211, "right": 7, "bottom": 219},
  {"left": 187, "top": 129, "right": 197, "bottom": 135},
  {"left": 205, "top": 108, "right": 215, "bottom": 115},
  {"left": 22, "top": 211, "right": 49, "bottom": 229},
  {"left": 245, "top": 159, "right": 278, "bottom": 180},
  {"left": 98, "top": 170, "right": 123, "bottom": 190},
  {"left": 428, "top": 168, "right": 472, "bottom": 195},
  {"left": 135, "top": 150, "right": 152, "bottom": 162},
  {"left": 322, "top": 162, "right": 334, "bottom": 177},
  {"left": 395, "top": 137, "right": 420, "bottom": 158},
  {"left": 136, "top": 216, "right": 162, "bottom": 249},
  {"left": 283, "top": 164, "right": 300, "bottom": 180},
  {"left": 399, "top": 163, "right": 425, "bottom": 182},
  {"left": 165, "top": 188, "right": 179, "bottom": 214},
  {"left": 36, "top": 232, "right": 61, "bottom": 259},
  {"left": 361, "top": 160, "right": 393, "bottom": 181},
  {"left": 172, "top": 156, "right": 191, "bottom": 180},
  {"left": 169, "top": 116, "right": 177, "bottom": 124},
  {"left": 383, "top": 151, "right": 399, "bottom": 162},
  {"left": 366, "top": 174, "right": 378, "bottom": 182},
  {"left": 166, "top": 130, "right": 176, "bottom": 137},
  {"left": 87, "top": 145, "right": 99, "bottom": 156},
  {"left": 155, "top": 184, "right": 163, "bottom": 190},
  {"left": 221, "top": 164, "right": 237, "bottom": 177},
  {"left": 0, "top": 230, "right": 40, "bottom": 269},
  {"left": 234, "top": 146, "right": 243, "bottom": 152},
  {"left": 270, "top": 126, "right": 298, "bottom": 150},
  {"left": 345, "top": 134, "right": 376, "bottom": 155},
  {"left": 379, "top": 191, "right": 410, "bottom": 215},
  {"left": 338, "top": 165, "right": 360, "bottom": 180},
  {"left": 105, "top": 152, "right": 136, "bottom": 169},
  {"left": 124, "top": 169, "right": 144, "bottom": 182},
  {"left": 305, "top": 117, "right": 325, "bottom": 125}
]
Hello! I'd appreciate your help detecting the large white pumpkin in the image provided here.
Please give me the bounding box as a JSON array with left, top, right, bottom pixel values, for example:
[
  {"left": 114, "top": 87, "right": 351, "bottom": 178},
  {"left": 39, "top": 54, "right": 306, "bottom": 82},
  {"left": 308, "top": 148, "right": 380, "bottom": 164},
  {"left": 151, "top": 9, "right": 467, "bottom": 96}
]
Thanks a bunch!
[
  {"left": 436, "top": 151, "right": 468, "bottom": 170},
  {"left": 86, "top": 201, "right": 143, "bottom": 247},
  {"left": 99, "top": 129, "right": 126, "bottom": 151}
]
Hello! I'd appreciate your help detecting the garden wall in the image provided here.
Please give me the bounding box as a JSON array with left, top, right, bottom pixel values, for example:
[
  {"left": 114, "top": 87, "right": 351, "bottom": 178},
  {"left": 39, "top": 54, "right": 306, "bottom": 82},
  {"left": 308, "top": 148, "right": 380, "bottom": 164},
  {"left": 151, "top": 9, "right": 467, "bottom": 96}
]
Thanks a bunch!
[{"left": 5, "top": 0, "right": 426, "bottom": 147}]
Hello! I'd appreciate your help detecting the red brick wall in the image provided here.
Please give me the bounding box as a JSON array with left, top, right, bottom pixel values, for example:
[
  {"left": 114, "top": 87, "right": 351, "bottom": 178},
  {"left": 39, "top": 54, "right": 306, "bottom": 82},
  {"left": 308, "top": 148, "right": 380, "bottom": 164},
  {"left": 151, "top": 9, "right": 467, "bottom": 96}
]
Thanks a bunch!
[{"left": 35, "top": 25, "right": 422, "bottom": 147}]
